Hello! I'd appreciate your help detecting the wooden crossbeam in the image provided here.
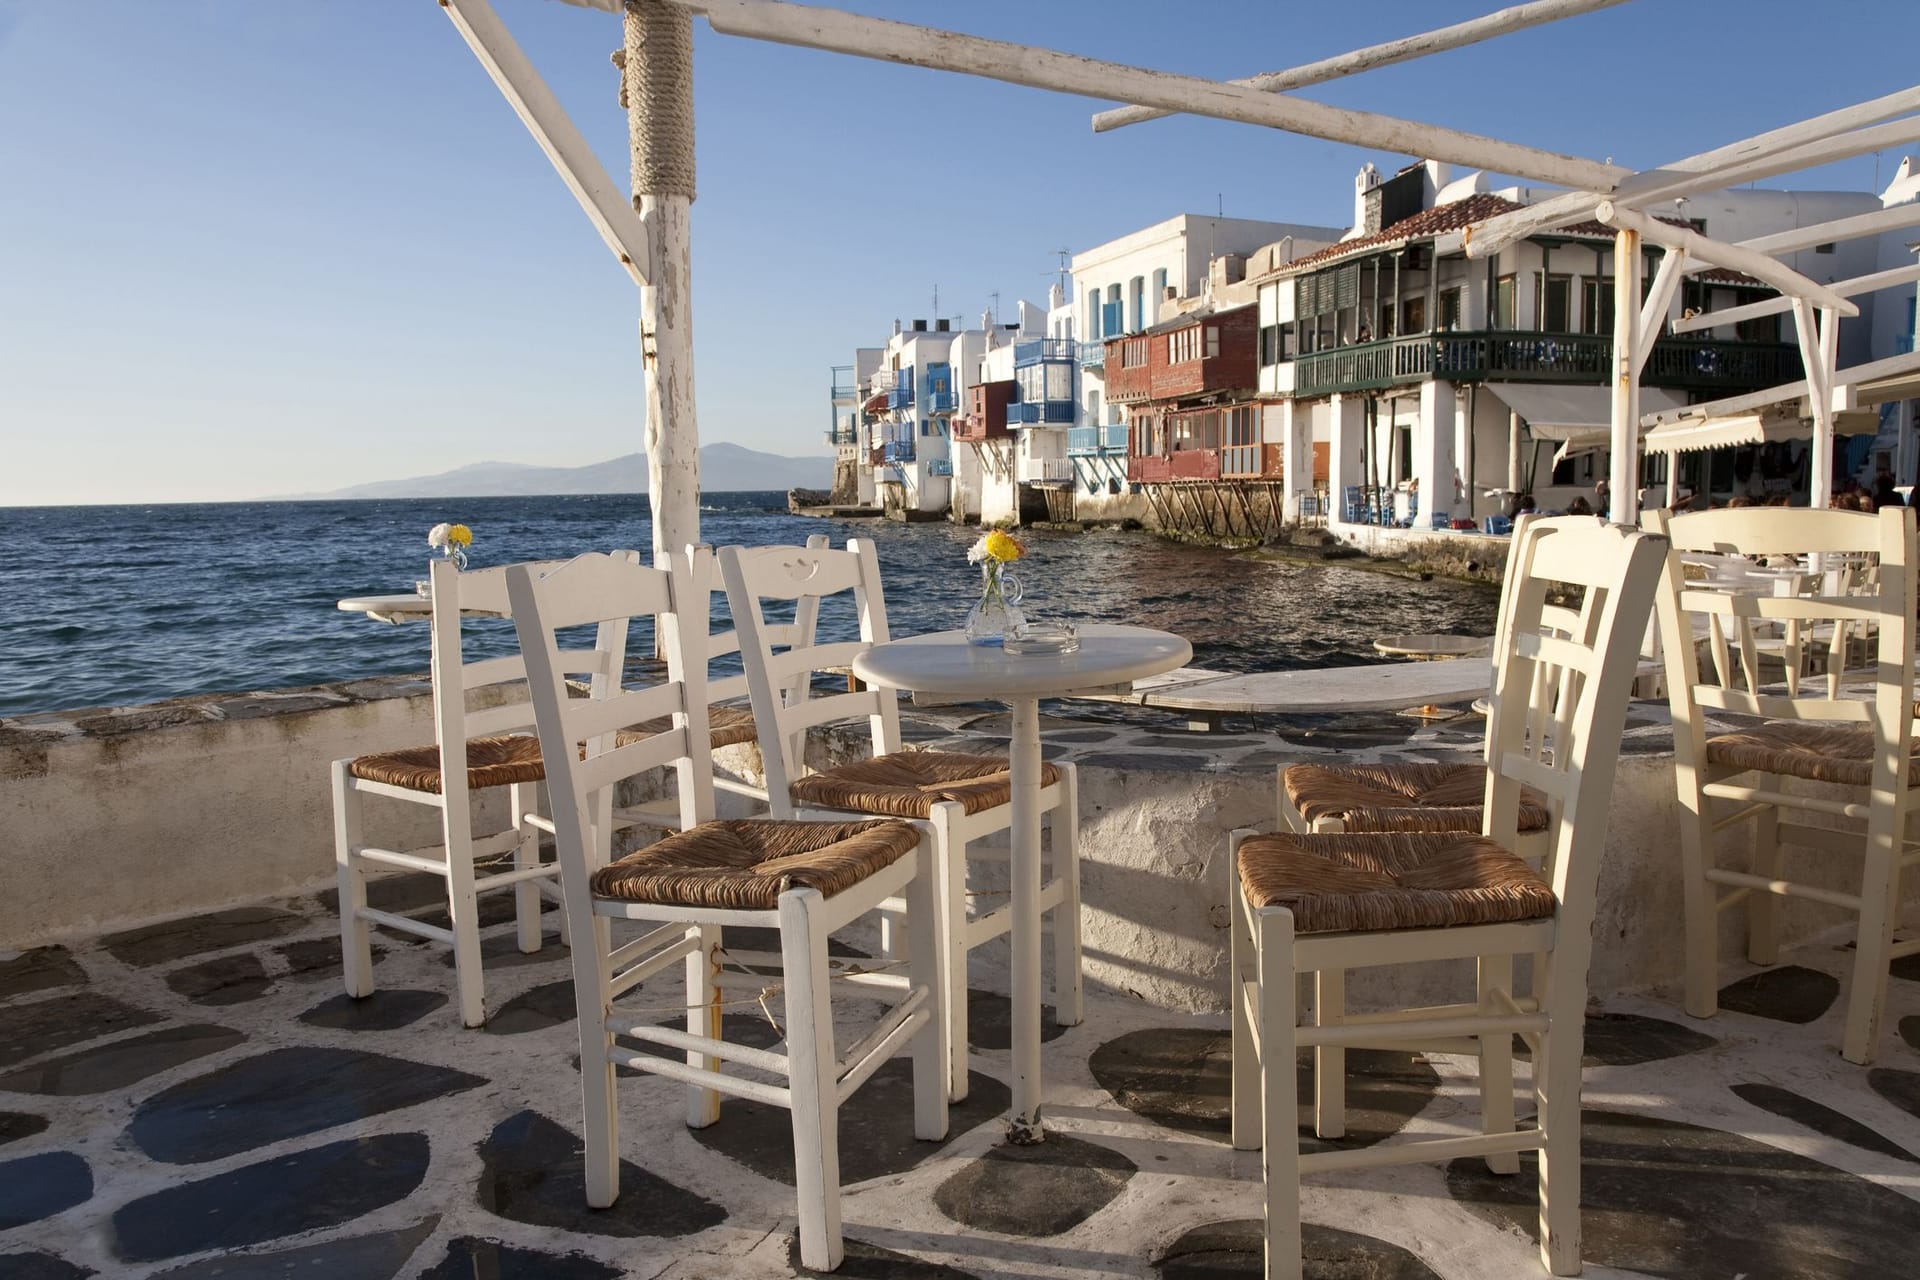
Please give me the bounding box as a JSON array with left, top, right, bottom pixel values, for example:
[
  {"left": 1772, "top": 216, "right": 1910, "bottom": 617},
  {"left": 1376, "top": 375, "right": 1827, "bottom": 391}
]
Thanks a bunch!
[
  {"left": 442, "top": 0, "right": 651, "bottom": 286},
  {"left": 1736, "top": 202, "right": 1920, "bottom": 256},
  {"left": 1669, "top": 263, "right": 1920, "bottom": 335},
  {"left": 1594, "top": 203, "right": 1857, "bottom": 316},
  {"left": 1090, "top": 0, "right": 1629, "bottom": 134},
  {"left": 665, "top": 0, "right": 1628, "bottom": 191},
  {"left": 1465, "top": 86, "right": 1920, "bottom": 258}
]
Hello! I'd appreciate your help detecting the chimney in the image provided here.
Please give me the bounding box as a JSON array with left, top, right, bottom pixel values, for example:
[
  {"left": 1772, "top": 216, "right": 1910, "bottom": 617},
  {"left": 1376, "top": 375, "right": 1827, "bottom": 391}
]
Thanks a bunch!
[
  {"left": 1048, "top": 282, "right": 1064, "bottom": 309},
  {"left": 981, "top": 308, "right": 993, "bottom": 331},
  {"left": 893, "top": 319, "right": 902, "bottom": 336}
]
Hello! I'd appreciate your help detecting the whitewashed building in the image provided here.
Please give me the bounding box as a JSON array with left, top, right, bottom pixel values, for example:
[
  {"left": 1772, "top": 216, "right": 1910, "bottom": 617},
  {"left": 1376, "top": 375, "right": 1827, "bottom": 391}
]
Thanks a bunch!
[
  {"left": 1071, "top": 214, "right": 1341, "bottom": 523},
  {"left": 1251, "top": 159, "right": 1918, "bottom": 534}
]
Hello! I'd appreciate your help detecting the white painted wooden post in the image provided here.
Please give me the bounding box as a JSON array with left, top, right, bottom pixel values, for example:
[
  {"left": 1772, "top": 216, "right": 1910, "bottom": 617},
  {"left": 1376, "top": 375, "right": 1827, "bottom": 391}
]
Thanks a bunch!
[
  {"left": 1609, "top": 228, "right": 1641, "bottom": 526},
  {"left": 1508, "top": 409, "right": 1524, "bottom": 496},
  {"left": 625, "top": 0, "right": 701, "bottom": 565},
  {"left": 1794, "top": 299, "right": 1840, "bottom": 509}
]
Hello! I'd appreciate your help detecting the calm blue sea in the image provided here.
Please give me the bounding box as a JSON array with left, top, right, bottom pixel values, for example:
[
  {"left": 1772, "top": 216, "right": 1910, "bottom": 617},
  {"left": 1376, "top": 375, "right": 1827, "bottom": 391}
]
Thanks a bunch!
[{"left": 0, "top": 493, "right": 1498, "bottom": 718}]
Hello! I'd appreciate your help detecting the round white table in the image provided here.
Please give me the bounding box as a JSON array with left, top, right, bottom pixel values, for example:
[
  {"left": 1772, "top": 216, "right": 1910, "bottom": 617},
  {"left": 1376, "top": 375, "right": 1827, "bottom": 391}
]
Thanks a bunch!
[
  {"left": 336, "top": 593, "right": 434, "bottom": 624},
  {"left": 852, "top": 623, "right": 1191, "bottom": 1144},
  {"left": 1373, "top": 633, "right": 1491, "bottom": 661}
]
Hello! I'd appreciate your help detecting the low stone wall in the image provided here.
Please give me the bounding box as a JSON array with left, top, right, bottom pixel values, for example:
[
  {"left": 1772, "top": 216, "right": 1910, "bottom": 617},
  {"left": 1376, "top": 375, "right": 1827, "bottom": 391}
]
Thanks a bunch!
[{"left": 6, "top": 679, "right": 1912, "bottom": 1018}]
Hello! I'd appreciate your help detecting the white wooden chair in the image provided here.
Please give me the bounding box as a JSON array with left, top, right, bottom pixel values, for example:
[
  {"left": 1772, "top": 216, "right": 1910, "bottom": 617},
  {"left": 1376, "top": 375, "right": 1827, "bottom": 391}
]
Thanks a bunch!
[
  {"left": 717, "top": 538, "right": 1081, "bottom": 1100},
  {"left": 1651, "top": 505, "right": 1918, "bottom": 1065},
  {"left": 509, "top": 549, "right": 947, "bottom": 1273},
  {"left": 1230, "top": 517, "right": 1666, "bottom": 1279},
  {"left": 333, "top": 555, "right": 613, "bottom": 1027}
]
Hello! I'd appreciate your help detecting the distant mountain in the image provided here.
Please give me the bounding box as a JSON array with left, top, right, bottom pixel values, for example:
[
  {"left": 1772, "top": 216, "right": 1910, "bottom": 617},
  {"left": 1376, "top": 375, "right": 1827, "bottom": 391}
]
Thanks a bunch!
[{"left": 276, "top": 443, "right": 832, "bottom": 500}]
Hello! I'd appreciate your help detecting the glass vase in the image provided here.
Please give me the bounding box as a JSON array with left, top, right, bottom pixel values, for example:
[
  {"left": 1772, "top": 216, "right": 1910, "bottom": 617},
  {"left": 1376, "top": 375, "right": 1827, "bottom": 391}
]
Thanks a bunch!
[{"left": 963, "top": 564, "right": 1024, "bottom": 646}]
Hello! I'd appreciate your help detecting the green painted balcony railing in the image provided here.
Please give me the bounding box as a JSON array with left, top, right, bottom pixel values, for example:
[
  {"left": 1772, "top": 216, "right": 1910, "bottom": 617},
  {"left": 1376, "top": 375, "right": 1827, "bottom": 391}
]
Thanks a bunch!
[{"left": 1287, "top": 331, "right": 1803, "bottom": 397}]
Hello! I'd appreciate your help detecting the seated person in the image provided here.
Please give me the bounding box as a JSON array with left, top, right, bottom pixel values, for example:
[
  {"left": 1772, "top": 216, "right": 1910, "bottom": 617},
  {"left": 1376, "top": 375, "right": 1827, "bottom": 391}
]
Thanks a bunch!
[{"left": 1566, "top": 495, "right": 1593, "bottom": 516}]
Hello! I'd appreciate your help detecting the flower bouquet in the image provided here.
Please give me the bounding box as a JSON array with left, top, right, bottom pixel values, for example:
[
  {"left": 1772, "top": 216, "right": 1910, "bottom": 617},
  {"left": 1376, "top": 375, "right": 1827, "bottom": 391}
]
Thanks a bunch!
[
  {"left": 964, "top": 529, "right": 1026, "bottom": 646},
  {"left": 427, "top": 522, "right": 474, "bottom": 572}
]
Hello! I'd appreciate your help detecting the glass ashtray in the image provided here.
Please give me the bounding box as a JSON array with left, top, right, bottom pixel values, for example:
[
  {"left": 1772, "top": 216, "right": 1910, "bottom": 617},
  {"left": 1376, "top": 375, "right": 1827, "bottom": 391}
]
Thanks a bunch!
[{"left": 1003, "top": 621, "right": 1080, "bottom": 655}]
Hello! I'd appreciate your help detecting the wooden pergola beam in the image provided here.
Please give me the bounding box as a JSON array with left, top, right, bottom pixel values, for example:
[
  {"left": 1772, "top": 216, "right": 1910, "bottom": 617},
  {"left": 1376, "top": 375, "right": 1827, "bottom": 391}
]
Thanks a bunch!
[
  {"left": 1669, "top": 263, "right": 1920, "bottom": 335},
  {"left": 1594, "top": 202, "right": 1858, "bottom": 316},
  {"left": 661, "top": 0, "right": 1628, "bottom": 191},
  {"left": 1465, "top": 85, "right": 1920, "bottom": 259},
  {"left": 442, "top": 0, "right": 651, "bottom": 287},
  {"left": 1090, "top": 0, "right": 1630, "bottom": 134},
  {"left": 1736, "top": 201, "right": 1920, "bottom": 257}
]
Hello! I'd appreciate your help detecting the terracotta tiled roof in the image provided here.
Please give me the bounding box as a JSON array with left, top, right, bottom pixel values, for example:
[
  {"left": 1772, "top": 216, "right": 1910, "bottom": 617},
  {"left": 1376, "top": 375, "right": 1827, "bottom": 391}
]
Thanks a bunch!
[
  {"left": 1695, "top": 266, "right": 1766, "bottom": 286},
  {"left": 1280, "top": 194, "right": 1525, "bottom": 271}
]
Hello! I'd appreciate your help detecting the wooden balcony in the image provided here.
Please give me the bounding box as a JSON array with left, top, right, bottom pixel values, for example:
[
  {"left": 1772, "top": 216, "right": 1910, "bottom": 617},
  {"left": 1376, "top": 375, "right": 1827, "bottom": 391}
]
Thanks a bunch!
[{"left": 1287, "top": 330, "right": 1803, "bottom": 397}]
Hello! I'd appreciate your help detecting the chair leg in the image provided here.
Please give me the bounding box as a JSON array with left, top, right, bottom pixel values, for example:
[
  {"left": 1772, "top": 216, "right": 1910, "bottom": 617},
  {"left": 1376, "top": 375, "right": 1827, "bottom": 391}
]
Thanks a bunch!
[
  {"left": 511, "top": 781, "right": 543, "bottom": 955},
  {"left": 1050, "top": 766, "right": 1085, "bottom": 1027},
  {"left": 1745, "top": 805, "right": 1782, "bottom": 967},
  {"left": 1257, "top": 907, "right": 1304, "bottom": 1280},
  {"left": 1312, "top": 968, "right": 1346, "bottom": 1140},
  {"left": 1478, "top": 953, "right": 1519, "bottom": 1175},
  {"left": 1841, "top": 817, "right": 1905, "bottom": 1065},
  {"left": 1229, "top": 848, "right": 1262, "bottom": 1152},
  {"left": 1535, "top": 953, "right": 1586, "bottom": 1276},
  {"left": 1674, "top": 773, "right": 1720, "bottom": 1020},
  {"left": 331, "top": 765, "right": 375, "bottom": 1000},
  {"left": 574, "top": 914, "right": 620, "bottom": 1209},
  {"left": 780, "top": 889, "right": 843, "bottom": 1273},
  {"left": 930, "top": 804, "right": 970, "bottom": 1102},
  {"left": 444, "top": 804, "right": 487, "bottom": 1029},
  {"left": 685, "top": 923, "right": 723, "bottom": 1129},
  {"left": 905, "top": 841, "right": 951, "bottom": 1143}
]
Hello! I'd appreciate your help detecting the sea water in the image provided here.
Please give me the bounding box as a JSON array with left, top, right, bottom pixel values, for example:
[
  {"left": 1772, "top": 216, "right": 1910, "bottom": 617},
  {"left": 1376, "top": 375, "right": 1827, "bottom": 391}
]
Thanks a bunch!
[{"left": 0, "top": 493, "right": 1497, "bottom": 718}]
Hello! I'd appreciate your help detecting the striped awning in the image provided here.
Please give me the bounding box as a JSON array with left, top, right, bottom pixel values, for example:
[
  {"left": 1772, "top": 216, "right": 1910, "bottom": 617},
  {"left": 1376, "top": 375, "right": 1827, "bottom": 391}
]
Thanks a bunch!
[{"left": 1645, "top": 407, "right": 1881, "bottom": 454}]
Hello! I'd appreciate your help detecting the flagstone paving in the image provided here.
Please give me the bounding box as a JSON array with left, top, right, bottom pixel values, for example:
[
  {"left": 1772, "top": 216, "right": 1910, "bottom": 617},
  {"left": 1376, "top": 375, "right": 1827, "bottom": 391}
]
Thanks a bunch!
[{"left": 2, "top": 882, "right": 1918, "bottom": 1278}]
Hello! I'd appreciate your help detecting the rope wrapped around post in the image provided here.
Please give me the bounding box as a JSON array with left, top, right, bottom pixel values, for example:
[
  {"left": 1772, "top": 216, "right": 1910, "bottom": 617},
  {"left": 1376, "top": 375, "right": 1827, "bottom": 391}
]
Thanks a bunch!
[{"left": 622, "top": 0, "right": 696, "bottom": 202}]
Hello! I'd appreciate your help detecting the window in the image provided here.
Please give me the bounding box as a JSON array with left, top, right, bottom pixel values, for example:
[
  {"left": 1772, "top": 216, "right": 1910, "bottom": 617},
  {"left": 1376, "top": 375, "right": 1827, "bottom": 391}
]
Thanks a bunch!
[
  {"left": 1206, "top": 326, "right": 1220, "bottom": 359},
  {"left": 1259, "top": 323, "right": 1296, "bottom": 365},
  {"left": 1538, "top": 274, "right": 1572, "bottom": 332},
  {"left": 1130, "top": 276, "right": 1146, "bottom": 333},
  {"left": 1437, "top": 287, "right": 1460, "bottom": 331},
  {"left": 1151, "top": 268, "right": 1168, "bottom": 322},
  {"left": 1404, "top": 295, "right": 1429, "bottom": 334},
  {"left": 1494, "top": 274, "right": 1517, "bottom": 328},
  {"left": 1170, "top": 325, "right": 1202, "bottom": 364},
  {"left": 1815, "top": 242, "right": 1836, "bottom": 254},
  {"left": 1581, "top": 277, "right": 1615, "bottom": 334},
  {"left": 1735, "top": 312, "right": 1781, "bottom": 343},
  {"left": 1121, "top": 337, "right": 1148, "bottom": 368}
]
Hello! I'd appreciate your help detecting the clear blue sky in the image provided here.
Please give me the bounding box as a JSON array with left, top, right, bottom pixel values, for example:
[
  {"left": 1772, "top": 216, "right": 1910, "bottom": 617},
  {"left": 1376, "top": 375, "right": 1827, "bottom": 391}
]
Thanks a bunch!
[{"left": 1, "top": 0, "right": 1914, "bottom": 505}]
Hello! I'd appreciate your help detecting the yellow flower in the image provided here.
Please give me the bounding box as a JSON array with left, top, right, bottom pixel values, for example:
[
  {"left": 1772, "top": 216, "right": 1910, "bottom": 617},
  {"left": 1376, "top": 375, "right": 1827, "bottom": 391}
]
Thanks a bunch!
[
  {"left": 447, "top": 524, "right": 473, "bottom": 548},
  {"left": 982, "top": 530, "right": 1024, "bottom": 562}
]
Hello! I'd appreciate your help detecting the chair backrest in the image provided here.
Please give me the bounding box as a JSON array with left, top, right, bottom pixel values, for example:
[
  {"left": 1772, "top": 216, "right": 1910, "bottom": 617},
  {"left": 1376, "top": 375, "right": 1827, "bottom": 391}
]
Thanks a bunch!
[
  {"left": 1480, "top": 518, "right": 1667, "bottom": 953},
  {"left": 1649, "top": 505, "right": 1915, "bottom": 799},
  {"left": 508, "top": 552, "right": 712, "bottom": 883},
  {"left": 718, "top": 538, "right": 899, "bottom": 815},
  {"left": 423, "top": 556, "right": 579, "bottom": 816},
  {"left": 683, "top": 534, "right": 828, "bottom": 711}
]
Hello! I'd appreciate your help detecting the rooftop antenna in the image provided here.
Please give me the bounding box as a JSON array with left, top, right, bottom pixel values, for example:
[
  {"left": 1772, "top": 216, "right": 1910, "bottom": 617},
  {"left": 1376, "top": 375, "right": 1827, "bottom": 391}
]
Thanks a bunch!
[
  {"left": 1047, "top": 248, "right": 1071, "bottom": 296},
  {"left": 1218, "top": 192, "right": 1224, "bottom": 217},
  {"left": 989, "top": 290, "right": 1001, "bottom": 325},
  {"left": 932, "top": 283, "right": 939, "bottom": 317}
]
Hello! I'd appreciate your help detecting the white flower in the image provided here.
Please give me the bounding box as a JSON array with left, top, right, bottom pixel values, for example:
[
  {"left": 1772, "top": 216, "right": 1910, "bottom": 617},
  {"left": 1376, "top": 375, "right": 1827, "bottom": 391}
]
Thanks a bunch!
[
  {"left": 427, "top": 523, "right": 452, "bottom": 550},
  {"left": 966, "top": 533, "right": 990, "bottom": 564}
]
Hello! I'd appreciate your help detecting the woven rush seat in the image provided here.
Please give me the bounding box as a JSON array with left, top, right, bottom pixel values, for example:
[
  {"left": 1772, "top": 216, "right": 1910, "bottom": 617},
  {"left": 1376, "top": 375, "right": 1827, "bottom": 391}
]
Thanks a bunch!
[
  {"left": 346, "top": 734, "right": 544, "bottom": 793},
  {"left": 590, "top": 818, "right": 920, "bottom": 910},
  {"left": 616, "top": 704, "right": 760, "bottom": 752},
  {"left": 1705, "top": 720, "right": 1920, "bottom": 788},
  {"left": 1283, "top": 762, "right": 1551, "bottom": 834},
  {"left": 1235, "top": 830, "right": 1557, "bottom": 934},
  {"left": 789, "top": 750, "right": 1063, "bottom": 818}
]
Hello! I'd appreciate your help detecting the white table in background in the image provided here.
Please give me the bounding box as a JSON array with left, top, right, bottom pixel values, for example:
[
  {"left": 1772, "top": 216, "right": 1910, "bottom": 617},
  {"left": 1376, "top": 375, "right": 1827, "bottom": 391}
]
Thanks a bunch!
[
  {"left": 1372, "top": 633, "right": 1492, "bottom": 661},
  {"left": 336, "top": 593, "right": 436, "bottom": 624},
  {"left": 851, "top": 623, "right": 1192, "bottom": 1144}
]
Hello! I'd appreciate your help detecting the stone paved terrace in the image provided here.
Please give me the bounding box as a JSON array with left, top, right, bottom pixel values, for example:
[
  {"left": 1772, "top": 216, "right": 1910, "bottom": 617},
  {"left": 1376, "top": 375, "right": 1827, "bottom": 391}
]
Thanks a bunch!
[
  {"left": 5, "top": 858, "right": 1920, "bottom": 1279},
  {"left": 5, "top": 698, "right": 1920, "bottom": 1278}
]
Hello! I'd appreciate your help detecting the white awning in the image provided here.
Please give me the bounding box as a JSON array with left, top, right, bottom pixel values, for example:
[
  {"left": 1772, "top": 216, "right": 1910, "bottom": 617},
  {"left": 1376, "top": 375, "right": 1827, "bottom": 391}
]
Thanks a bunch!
[
  {"left": 1854, "top": 353, "right": 1920, "bottom": 408},
  {"left": 1487, "top": 382, "right": 1685, "bottom": 443},
  {"left": 1645, "top": 406, "right": 1882, "bottom": 454}
]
